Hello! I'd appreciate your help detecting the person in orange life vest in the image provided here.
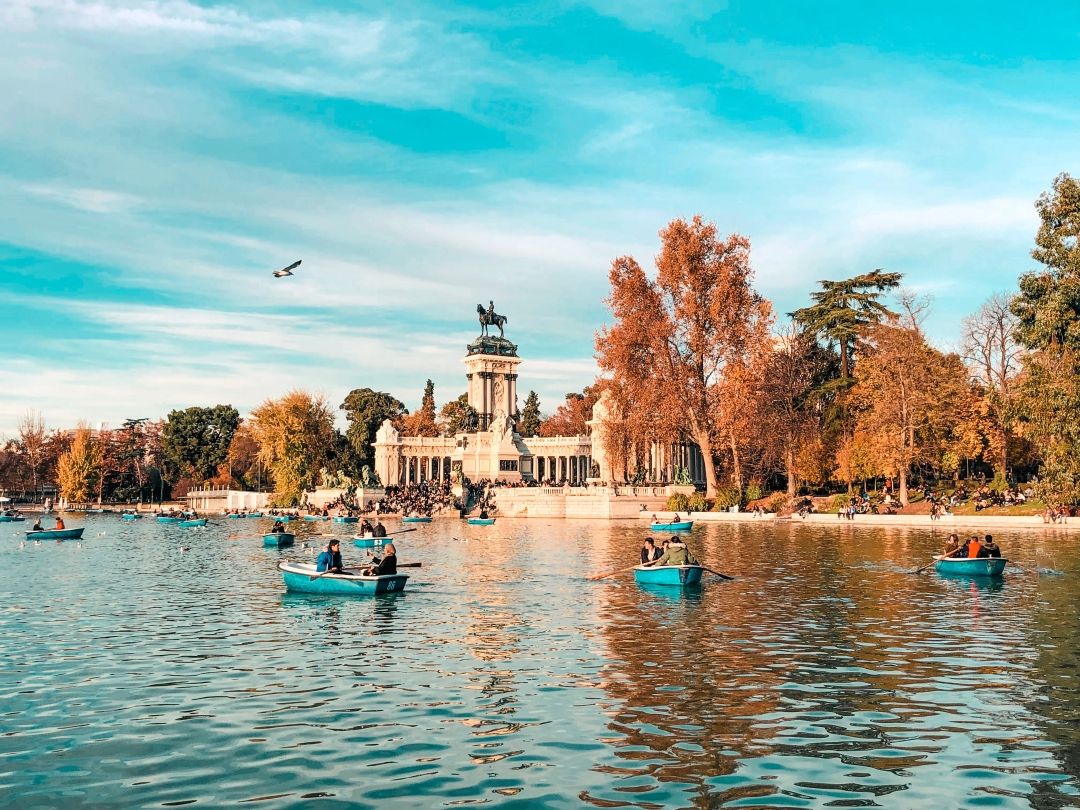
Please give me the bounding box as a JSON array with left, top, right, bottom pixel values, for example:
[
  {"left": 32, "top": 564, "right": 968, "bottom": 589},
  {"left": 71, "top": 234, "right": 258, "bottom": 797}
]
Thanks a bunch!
[
  {"left": 55, "top": 515, "right": 66, "bottom": 530},
  {"left": 966, "top": 536, "right": 982, "bottom": 558}
]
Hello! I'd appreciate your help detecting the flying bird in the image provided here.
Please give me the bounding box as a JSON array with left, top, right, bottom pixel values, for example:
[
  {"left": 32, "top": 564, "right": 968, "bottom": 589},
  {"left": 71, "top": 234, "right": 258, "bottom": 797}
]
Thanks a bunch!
[{"left": 273, "top": 259, "right": 302, "bottom": 278}]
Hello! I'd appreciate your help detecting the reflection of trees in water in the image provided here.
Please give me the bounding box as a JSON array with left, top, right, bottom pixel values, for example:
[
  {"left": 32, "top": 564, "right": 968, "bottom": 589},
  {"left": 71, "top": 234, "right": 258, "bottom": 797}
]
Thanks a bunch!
[{"left": 590, "top": 523, "right": 1079, "bottom": 807}]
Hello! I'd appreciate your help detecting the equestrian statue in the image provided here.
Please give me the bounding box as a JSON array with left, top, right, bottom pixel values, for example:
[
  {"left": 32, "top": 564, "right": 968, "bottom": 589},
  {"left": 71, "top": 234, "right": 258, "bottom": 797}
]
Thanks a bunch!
[{"left": 477, "top": 300, "right": 508, "bottom": 339}]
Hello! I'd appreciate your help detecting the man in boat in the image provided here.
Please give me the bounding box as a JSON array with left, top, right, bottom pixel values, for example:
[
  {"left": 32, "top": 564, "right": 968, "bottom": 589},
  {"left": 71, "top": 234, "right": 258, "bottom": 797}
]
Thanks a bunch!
[
  {"left": 479, "top": 509, "right": 489, "bottom": 519},
  {"left": 271, "top": 519, "right": 286, "bottom": 534},
  {"left": 359, "top": 519, "right": 374, "bottom": 537},
  {"left": 670, "top": 513, "right": 681, "bottom": 524},
  {"left": 54, "top": 515, "right": 65, "bottom": 530},
  {"left": 32, "top": 517, "right": 43, "bottom": 531},
  {"left": 373, "top": 520, "right": 387, "bottom": 538},
  {"left": 965, "top": 535, "right": 982, "bottom": 558},
  {"left": 361, "top": 543, "right": 397, "bottom": 576},
  {"left": 981, "top": 535, "right": 1002, "bottom": 558},
  {"left": 646, "top": 540, "right": 697, "bottom": 567},
  {"left": 316, "top": 539, "right": 346, "bottom": 574},
  {"left": 640, "top": 537, "right": 662, "bottom": 564}
]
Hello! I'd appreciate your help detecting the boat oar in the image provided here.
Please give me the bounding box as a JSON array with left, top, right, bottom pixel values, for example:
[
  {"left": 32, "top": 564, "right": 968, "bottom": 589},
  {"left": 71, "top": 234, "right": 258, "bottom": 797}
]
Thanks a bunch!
[
  {"left": 700, "top": 566, "right": 735, "bottom": 581},
  {"left": 912, "top": 556, "right": 941, "bottom": 574},
  {"left": 587, "top": 564, "right": 640, "bottom": 581}
]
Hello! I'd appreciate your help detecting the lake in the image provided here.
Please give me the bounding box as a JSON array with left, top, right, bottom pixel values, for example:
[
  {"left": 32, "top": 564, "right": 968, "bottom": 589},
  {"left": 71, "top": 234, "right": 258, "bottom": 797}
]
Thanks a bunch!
[{"left": 2, "top": 516, "right": 1079, "bottom": 808}]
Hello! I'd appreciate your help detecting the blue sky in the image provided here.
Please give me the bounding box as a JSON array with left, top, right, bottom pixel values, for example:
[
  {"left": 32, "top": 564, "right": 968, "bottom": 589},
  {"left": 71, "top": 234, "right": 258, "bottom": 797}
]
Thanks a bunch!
[{"left": 1, "top": 0, "right": 1078, "bottom": 435}]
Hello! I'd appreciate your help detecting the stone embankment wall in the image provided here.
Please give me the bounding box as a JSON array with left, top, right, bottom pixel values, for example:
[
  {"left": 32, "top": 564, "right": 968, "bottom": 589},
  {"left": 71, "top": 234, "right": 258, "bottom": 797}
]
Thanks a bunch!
[{"left": 645, "top": 510, "right": 1079, "bottom": 531}]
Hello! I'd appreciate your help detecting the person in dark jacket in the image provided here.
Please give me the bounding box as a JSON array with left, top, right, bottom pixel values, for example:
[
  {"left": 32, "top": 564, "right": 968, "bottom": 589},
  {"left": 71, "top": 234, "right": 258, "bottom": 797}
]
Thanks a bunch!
[
  {"left": 363, "top": 543, "right": 397, "bottom": 576},
  {"left": 640, "top": 538, "right": 662, "bottom": 564},
  {"left": 981, "top": 535, "right": 1002, "bottom": 558},
  {"left": 373, "top": 520, "right": 387, "bottom": 538}
]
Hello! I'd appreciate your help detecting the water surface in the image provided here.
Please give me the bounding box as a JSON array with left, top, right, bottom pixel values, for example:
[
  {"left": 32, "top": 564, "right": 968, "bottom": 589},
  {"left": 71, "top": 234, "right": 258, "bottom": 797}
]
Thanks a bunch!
[{"left": 2, "top": 516, "right": 1079, "bottom": 808}]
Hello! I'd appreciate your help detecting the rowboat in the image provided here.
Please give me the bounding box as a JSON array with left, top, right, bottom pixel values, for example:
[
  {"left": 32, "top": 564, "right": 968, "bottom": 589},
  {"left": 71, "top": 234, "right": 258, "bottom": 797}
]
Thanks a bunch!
[
  {"left": 650, "top": 521, "right": 694, "bottom": 532},
  {"left": 402, "top": 516, "right": 432, "bottom": 523},
  {"left": 179, "top": 518, "right": 208, "bottom": 527},
  {"left": 226, "top": 513, "right": 245, "bottom": 519},
  {"left": 0, "top": 514, "right": 26, "bottom": 522},
  {"left": 354, "top": 536, "right": 394, "bottom": 548},
  {"left": 247, "top": 512, "right": 263, "bottom": 518},
  {"left": 277, "top": 561, "right": 408, "bottom": 595},
  {"left": 275, "top": 515, "right": 294, "bottom": 522},
  {"left": 157, "top": 516, "right": 183, "bottom": 524},
  {"left": 26, "top": 528, "right": 85, "bottom": 541},
  {"left": 933, "top": 556, "right": 1007, "bottom": 577},
  {"left": 467, "top": 518, "right": 495, "bottom": 525},
  {"left": 121, "top": 513, "right": 142, "bottom": 521},
  {"left": 333, "top": 516, "right": 359, "bottom": 523},
  {"left": 303, "top": 515, "right": 329, "bottom": 522},
  {"left": 264, "top": 532, "right": 295, "bottom": 547},
  {"left": 634, "top": 564, "right": 703, "bottom": 586}
]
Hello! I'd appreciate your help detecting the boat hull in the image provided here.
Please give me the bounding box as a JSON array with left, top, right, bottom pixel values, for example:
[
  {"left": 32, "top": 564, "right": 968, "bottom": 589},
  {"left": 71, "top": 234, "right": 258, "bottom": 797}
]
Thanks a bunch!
[
  {"left": 0, "top": 515, "right": 26, "bottom": 522},
  {"left": 157, "top": 516, "right": 182, "bottom": 523},
  {"left": 121, "top": 514, "right": 141, "bottom": 520},
  {"left": 650, "top": 521, "right": 694, "bottom": 532},
  {"left": 179, "top": 519, "right": 207, "bottom": 527},
  {"left": 633, "top": 564, "right": 704, "bottom": 586},
  {"left": 264, "top": 532, "right": 295, "bottom": 547},
  {"left": 354, "top": 537, "right": 393, "bottom": 549},
  {"left": 275, "top": 515, "right": 294, "bottom": 522},
  {"left": 402, "top": 516, "right": 432, "bottom": 523},
  {"left": 26, "top": 528, "right": 85, "bottom": 541},
  {"left": 467, "top": 518, "right": 495, "bottom": 525},
  {"left": 302, "top": 515, "right": 329, "bottom": 522},
  {"left": 278, "top": 562, "right": 408, "bottom": 595},
  {"left": 934, "top": 557, "right": 1007, "bottom": 577},
  {"left": 333, "top": 516, "right": 359, "bottom": 523}
]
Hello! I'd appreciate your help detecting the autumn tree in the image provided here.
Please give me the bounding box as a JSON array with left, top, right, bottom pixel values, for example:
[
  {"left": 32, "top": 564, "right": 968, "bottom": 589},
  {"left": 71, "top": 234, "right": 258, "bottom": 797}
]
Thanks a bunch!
[
  {"left": 1011, "top": 172, "right": 1080, "bottom": 502},
  {"left": 539, "top": 387, "right": 598, "bottom": 437},
  {"left": 849, "top": 313, "right": 968, "bottom": 504},
  {"left": 961, "top": 292, "right": 1023, "bottom": 479},
  {"left": 340, "top": 388, "right": 407, "bottom": 467},
  {"left": 438, "top": 393, "right": 478, "bottom": 436},
  {"left": 57, "top": 425, "right": 100, "bottom": 504},
  {"left": 519, "top": 391, "right": 541, "bottom": 438},
  {"left": 162, "top": 405, "right": 240, "bottom": 485},
  {"left": 596, "top": 216, "right": 770, "bottom": 497},
  {"left": 17, "top": 411, "right": 47, "bottom": 498},
  {"left": 398, "top": 379, "right": 440, "bottom": 437},
  {"left": 249, "top": 390, "right": 337, "bottom": 504}
]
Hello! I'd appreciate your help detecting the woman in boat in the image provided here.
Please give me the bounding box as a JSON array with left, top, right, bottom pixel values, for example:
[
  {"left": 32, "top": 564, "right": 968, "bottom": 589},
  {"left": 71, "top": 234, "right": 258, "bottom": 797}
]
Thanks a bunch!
[
  {"left": 271, "top": 519, "right": 286, "bottom": 534},
  {"left": 942, "top": 534, "right": 962, "bottom": 557},
  {"left": 54, "top": 516, "right": 65, "bottom": 530},
  {"left": 362, "top": 543, "right": 397, "bottom": 576},
  {"left": 646, "top": 540, "right": 697, "bottom": 567},
  {"left": 640, "top": 538, "right": 662, "bottom": 564},
  {"left": 316, "top": 539, "right": 346, "bottom": 574},
  {"left": 359, "top": 519, "right": 374, "bottom": 538},
  {"left": 982, "top": 535, "right": 1002, "bottom": 558},
  {"left": 32, "top": 518, "right": 43, "bottom": 531}
]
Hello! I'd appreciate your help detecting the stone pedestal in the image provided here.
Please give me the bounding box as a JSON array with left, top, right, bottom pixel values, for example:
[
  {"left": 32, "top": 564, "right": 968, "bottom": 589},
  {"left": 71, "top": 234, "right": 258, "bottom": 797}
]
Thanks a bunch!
[{"left": 464, "top": 337, "right": 521, "bottom": 431}]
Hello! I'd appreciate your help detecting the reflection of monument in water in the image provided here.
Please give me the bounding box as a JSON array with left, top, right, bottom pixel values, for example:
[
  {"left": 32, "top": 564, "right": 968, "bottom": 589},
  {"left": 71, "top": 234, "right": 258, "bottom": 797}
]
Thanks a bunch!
[{"left": 373, "top": 304, "right": 707, "bottom": 503}]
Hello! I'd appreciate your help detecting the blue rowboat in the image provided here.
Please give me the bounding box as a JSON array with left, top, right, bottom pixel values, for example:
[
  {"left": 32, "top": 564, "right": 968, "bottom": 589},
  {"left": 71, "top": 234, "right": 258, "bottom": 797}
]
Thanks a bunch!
[
  {"left": 354, "top": 537, "right": 394, "bottom": 549},
  {"left": 634, "top": 564, "right": 703, "bottom": 586},
  {"left": 277, "top": 561, "right": 408, "bottom": 595},
  {"left": 26, "top": 528, "right": 85, "bottom": 541},
  {"left": 467, "top": 518, "right": 495, "bottom": 525},
  {"left": 121, "top": 513, "right": 142, "bottom": 521},
  {"left": 275, "top": 515, "right": 294, "bottom": 522},
  {"left": 934, "top": 556, "right": 1007, "bottom": 577},
  {"left": 179, "top": 518, "right": 207, "bottom": 527},
  {"left": 650, "top": 521, "right": 694, "bottom": 532},
  {"left": 0, "top": 514, "right": 26, "bottom": 522},
  {"left": 303, "top": 515, "right": 329, "bottom": 522},
  {"left": 264, "top": 532, "right": 295, "bottom": 547},
  {"left": 157, "top": 516, "right": 183, "bottom": 524},
  {"left": 333, "top": 516, "right": 359, "bottom": 523},
  {"left": 226, "top": 514, "right": 245, "bottom": 519},
  {"left": 247, "top": 512, "right": 263, "bottom": 518},
  {"left": 402, "top": 516, "right": 432, "bottom": 523}
]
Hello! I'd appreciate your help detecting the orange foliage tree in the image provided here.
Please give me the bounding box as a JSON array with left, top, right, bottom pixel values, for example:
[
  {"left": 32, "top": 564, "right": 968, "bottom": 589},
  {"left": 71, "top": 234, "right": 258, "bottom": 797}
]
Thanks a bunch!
[
  {"left": 596, "top": 216, "right": 771, "bottom": 497},
  {"left": 539, "top": 387, "right": 598, "bottom": 437}
]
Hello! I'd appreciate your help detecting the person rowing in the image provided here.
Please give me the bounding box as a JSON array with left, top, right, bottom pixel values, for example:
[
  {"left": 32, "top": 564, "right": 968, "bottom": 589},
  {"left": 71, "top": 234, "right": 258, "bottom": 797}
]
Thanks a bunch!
[
  {"left": 643, "top": 539, "right": 698, "bottom": 567},
  {"left": 316, "top": 539, "right": 346, "bottom": 574},
  {"left": 640, "top": 537, "right": 662, "bottom": 564},
  {"left": 271, "top": 519, "right": 286, "bottom": 534},
  {"left": 670, "top": 513, "right": 682, "bottom": 524},
  {"left": 361, "top": 543, "right": 398, "bottom": 576},
  {"left": 32, "top": 518, "right": 43, "bottom": 531}
]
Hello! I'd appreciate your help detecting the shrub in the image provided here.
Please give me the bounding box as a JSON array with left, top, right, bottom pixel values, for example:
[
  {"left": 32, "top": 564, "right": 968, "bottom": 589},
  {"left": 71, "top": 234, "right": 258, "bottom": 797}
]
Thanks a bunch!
[
  {"left": 712, "top": 487, "right": 740, "bottom": 509},
  {"left": 666, "top": 492, "right": 689, "bottom": 511},
  {"left": 686, "top": 492, "right": 708, "bottom": 512},
  {"left": 832, "top": 493, "right": 851, "bottom": 510},
  {"left": 763, "top": 493, "right": 788, "bottom": 513},
  {"left": 745, "top": 481, "right": 763, "bottom": 502}
]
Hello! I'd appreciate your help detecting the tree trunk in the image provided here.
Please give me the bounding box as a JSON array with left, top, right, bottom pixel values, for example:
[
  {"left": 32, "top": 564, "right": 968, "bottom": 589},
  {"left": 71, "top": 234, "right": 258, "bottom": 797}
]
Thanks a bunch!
[
  {"left": 899, "top": 466, "right": 909, "bottom": 506},
  {"left": 785, "top": 442, "right": 797, "bottom": 497},
  {"left": 728, "top": 431, "right": 743, "bottom": 497},
  {"left": 692, "top": 428, "right": 718, "bottom": 498}
]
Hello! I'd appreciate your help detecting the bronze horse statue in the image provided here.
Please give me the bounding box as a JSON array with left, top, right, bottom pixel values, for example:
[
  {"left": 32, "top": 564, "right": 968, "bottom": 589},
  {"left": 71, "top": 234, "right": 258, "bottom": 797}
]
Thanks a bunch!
[{"left": 477, "top": 304, "right": 508, "bottom": 339}]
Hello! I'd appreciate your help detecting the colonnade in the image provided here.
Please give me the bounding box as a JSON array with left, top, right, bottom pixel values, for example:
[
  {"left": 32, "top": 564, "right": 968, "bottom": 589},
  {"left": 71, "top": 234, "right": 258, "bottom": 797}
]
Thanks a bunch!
[
  {"left": 400, "top": 455, "right": 453, "bottom": 486},
  {"left": 534, "top": 454, "right": 592, "bottom": 484}
]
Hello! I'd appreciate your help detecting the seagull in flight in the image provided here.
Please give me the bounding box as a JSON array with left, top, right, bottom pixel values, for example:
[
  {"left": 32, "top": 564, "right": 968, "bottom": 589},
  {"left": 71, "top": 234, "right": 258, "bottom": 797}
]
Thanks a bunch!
[{"left": 273, "top": 259, "right": 301, "bottom": 278}]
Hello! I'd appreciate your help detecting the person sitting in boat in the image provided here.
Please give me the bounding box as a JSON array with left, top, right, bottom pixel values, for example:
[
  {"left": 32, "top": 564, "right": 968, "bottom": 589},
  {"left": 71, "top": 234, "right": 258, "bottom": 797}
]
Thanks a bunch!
[
  {"left": 982, "top": 535, "right": 1002, "bottom": 558},
  {"left": 646, "top": 540, "right": 697, "bottom": 567},
  {"left": 479, "top": 509, "right": 489, "bottom": 519},
  {"left": 359, "top": 519, "right": 374, "bottom": 538},
  {"left": 361, "top": 543, "right": 397, "bottom": 576},
  {"left": 373, "top": 520, "right": 387, "bottom": 538},
  {"left": 670, "top": 513, "right": 681, "bottom": 524},
  {"left": 640, "top": 538, "right": 662, "bottom": 564},
  {"left": 965, "top": 535, "right": 983, "bottom": 558},
  {"left": 942, "top": 534, "right": 962, "bottom": 557},
  {"left": 316, "top": 539, "right": 346, "bottom": 574},
  {"left": 271, "top": 520, "right": 286, "bottom": 534},
  {"left": 54, "top": 516, "right": 65, "bottom": 530},
  {"left": 32, "top": 518, "right": 43, "bottom": 531}
]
